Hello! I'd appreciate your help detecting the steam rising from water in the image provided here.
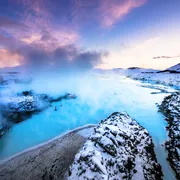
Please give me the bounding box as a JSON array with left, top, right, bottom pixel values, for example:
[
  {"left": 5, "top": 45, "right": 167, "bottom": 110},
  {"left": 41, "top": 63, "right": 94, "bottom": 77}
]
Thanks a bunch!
[{"left": 21, "top": 45, "right": 107, "bottom": 74}]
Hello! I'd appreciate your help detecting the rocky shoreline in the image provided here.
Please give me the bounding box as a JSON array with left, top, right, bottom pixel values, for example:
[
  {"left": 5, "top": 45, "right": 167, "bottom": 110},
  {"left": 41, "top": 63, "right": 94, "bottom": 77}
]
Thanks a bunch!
[
  {"left": 158, "top": 92, "right": 180, "bottom": 179},
  {"left": 69, "top": 112, "right": 163, "bottom": 180},
  {"left": 0, "top": 112, "right": 163, "bottom": 180}
]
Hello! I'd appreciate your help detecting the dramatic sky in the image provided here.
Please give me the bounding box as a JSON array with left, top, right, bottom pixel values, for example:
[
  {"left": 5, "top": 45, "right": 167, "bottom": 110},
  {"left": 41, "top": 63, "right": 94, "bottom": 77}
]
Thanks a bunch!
[{"left": 0, "top": 0, "right": 180, "bottom": 70}]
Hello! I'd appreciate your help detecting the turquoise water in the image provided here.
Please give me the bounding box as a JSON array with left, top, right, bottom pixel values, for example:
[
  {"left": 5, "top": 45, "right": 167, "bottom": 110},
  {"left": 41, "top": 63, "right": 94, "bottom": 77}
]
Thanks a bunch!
[{"left": 0, "top": 75, "right": 176, "bottom": 179}]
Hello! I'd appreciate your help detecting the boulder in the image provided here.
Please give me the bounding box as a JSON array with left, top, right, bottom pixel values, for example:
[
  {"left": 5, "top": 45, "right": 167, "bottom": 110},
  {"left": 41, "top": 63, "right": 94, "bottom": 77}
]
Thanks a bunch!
[{"left": 68, "top": 112, "right": 163, "bottom": 180}]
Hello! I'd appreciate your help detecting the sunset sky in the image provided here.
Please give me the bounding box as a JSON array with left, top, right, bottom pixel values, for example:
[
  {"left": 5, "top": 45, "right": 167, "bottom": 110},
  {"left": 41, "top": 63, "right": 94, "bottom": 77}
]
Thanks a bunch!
[{"left": 0, "top": 0, "right": 180, "bottom": 70}]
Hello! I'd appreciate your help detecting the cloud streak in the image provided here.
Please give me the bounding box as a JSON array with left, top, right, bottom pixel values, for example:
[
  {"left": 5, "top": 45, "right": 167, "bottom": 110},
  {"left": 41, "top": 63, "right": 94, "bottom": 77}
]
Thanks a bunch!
[
  {"left": 0, "top": 16, "right": 29, "bottom": 30},
  {"left": 65, "top": 0, "right": 148, "bottom": 28},
  {"left": 153, "top": 55, "right": 180, "bottom": 59},
  {"left": 15, "top": 0, "right": 51, "bottom": 28},
  {"left": 71, "top": 0, "right": 147, "bottom": 27},
  {"left": 100, "top": 0, "right": 147, "bottom": 27}
]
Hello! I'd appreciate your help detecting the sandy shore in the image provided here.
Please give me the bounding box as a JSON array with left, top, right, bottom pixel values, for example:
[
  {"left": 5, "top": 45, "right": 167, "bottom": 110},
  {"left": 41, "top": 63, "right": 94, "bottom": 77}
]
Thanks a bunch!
[{"left": 0, "top": 125, "right": 95, "bottom": 180}]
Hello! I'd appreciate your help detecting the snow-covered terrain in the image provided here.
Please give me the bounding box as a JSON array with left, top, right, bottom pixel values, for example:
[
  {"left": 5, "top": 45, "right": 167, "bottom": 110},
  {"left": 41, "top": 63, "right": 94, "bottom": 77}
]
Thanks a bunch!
[
  {"left": 68, "top": 112, "right": 163, "bottom": 180},
  {"left": 126, "top": 64, "right": 180, "bottom": 88},
  {"left": 167, "top": 63, "right": 180, "bottom": 72},
  {"left": 128, "top": 72, "right": 180, "bottom": 88},
  {"left": 158, "top": 92, "right": 180, "bottom": 179},
  {"left": 95, "top": 63, "right": 180, "bottom": 88}
]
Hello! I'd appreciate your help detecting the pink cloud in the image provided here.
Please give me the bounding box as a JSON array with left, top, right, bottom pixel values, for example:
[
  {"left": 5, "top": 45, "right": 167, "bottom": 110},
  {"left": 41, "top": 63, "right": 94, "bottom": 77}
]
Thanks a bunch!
[
  {"left": 0, "top": 16, "right": 28, "bottom": 30},
  {"left": 0, "top": 1, "right": 105, "bottom": 69},
  {"left": 20, "top": 29, "right": 79, "bottom": 52},
  {"left": 16, "top": 0, "right": 51, "bottom": 28},
  {"left": 100, "top": 0, "right": 147, "bottom": 27},
  {"left": 71, "top": 0, "right": 147, "bottom": 28},
  {"left": 0, "top": 48, "right": 23, "bottom": 68},
  {"left": 4, "top": 1, "right": 79, "bottom": 53}
]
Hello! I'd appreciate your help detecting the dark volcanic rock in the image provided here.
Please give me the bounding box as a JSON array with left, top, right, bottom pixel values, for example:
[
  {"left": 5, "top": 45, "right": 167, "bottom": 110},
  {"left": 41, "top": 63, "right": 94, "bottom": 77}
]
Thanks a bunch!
[
  {"left": 1, "top": 92, "right": 50, "bottom": 124},
  {"left": 1, "top": 91, "right": 77, "bottom": 123},
  {"left": 50, "top": 93, "right": 77, "bottom": 103},
  {"left": 158, "top": 92, "right": 180, "bottom": 179},
  {"left": 68, "top": 112, "right": 163, "bottom": 180}
]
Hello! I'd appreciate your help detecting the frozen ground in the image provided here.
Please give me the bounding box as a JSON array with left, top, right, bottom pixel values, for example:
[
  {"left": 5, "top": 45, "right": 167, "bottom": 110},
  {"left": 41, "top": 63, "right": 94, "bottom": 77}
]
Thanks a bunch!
[
  {"left": 128, "top": 72, "right": 180, "bottom": 88},
  {"left": 127, "top": 64, "right": 180, "bottom": 88},
  {"left": 0, "top": 73, "right": 177, "bottom": 180},
  {"left": 95, "top": 63, "right": 180, "bottom": 88}
]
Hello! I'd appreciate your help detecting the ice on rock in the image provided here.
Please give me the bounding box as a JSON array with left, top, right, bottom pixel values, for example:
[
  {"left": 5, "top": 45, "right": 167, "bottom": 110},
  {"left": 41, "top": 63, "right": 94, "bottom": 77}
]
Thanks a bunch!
[{"left": 68, "top": 112, "right": 163, "bottom": 180}]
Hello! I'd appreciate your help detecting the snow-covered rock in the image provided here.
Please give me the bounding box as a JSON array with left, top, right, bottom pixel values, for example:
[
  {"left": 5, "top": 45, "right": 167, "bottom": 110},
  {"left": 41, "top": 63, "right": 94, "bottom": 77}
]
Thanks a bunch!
[
  {"left": 158, "top": 92, "right": 180, "bottom": 179},
  {"left": 0, "top": 91, "right": 51, "bottom": 138},
  {"left": 68, "top": 112, "right": 163, "bottom": 180},
  {"left": 0, "top": 91, "right": 77, "bottom": 138},
  {"left": 0, "top": 91, "right": 77, "bottom": 123}
]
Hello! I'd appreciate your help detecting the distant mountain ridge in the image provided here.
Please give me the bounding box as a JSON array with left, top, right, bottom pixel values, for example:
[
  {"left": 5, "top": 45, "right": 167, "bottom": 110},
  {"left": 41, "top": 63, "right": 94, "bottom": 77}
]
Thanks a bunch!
[
  {"left": 1, "top": 63, "right": 180, "bottom": 74},
  {"left": 94, "top": 63, "right": 180, "bottom": 74},
  {"left": 167, "top": 63, "right": 180, "bottom": 72},
  {"left": 156, "top": 63, "right": 180, "bottom": 74}
]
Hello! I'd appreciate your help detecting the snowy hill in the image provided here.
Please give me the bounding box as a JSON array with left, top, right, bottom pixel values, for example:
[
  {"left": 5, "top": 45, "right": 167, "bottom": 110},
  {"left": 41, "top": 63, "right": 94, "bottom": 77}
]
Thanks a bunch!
[
  {"left": 94, "top": 63, "right": 180, "bottom": 88},
  {"left": 167, "top": 63, "right": 180, "bottom": 72},
  {"left": 124, "top": 64, "right": 180, "bottom": 87},
  {"left": 93, "top": 67, "right": 159, "bottom": 76},
  {"left": 125, "top": 67, "right": 159, "bottom": 76},
  {"left": 127, "top": 67, "right": 159, "bottom": 73}
]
